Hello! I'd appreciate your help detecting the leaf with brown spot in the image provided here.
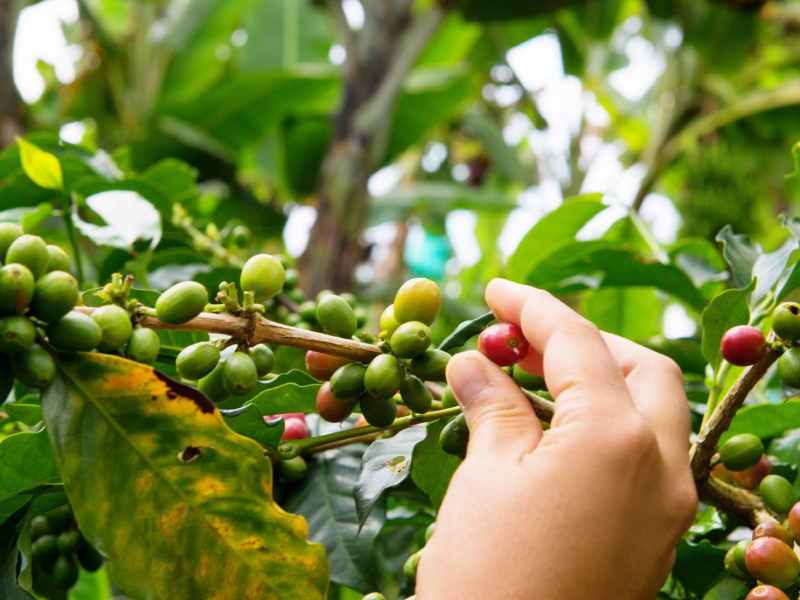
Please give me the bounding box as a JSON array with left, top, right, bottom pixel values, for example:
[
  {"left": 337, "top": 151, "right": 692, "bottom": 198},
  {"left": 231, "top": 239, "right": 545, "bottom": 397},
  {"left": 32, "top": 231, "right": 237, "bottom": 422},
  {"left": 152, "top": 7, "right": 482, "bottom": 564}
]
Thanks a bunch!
[{"left": 42, "top": 353, "right": 328, "bottom": 600}]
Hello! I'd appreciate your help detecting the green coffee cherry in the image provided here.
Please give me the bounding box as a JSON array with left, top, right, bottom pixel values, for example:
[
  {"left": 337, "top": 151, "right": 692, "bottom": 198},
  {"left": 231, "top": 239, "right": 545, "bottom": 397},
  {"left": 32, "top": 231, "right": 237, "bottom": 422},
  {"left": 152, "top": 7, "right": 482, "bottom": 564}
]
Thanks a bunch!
[
  {"left": 513, "top": 365, "right": 546, "bottom": 390},
  {"left": 425, "top": 522, "right": 435, "bottom": 543},
  {"left": 761, "top": 475, "right": 797, "bottom": 514},
  {"left": 733, "top": 540, "right": 751, "bottom": 575},
  {"left": 11, "top": 344, "right": 55, "bottom": 388},
  {"left": 330, "top": 363, "right": 367, "bottom": 399},
  {"left": 198, "top": 360, "right": 231, "bottom": 403},
  {"left": 779, "top": 348, "right": 800, "bottom": 388},
  {"left": 45, "top": 245, "right": 71, "bottom": 273},
  {"left": 155, "top": 281, "right": 208, "bottom": 325},
  {"left": 53, "top": 553, "right": 79, "bottom": 588},
  {"left": 283, "top": 268, "right": 299, "bottom": 291},
  {"left": 223, "top": 352, "right": 258, "bottom": 396},
  {"left": 126, "top": 328, "right": 161, "bottom": 365},
  {"left": 57, "top": 530, "right": 84, "bottom": 554},
  {"left": 773, "top": 302, "right": 800, "bottom": 342},
  {"left": 394, "top": 278, "right": 441, "bottom": 325},
  {"left": 440, "top": 416, "right": 469, "bottom": 458},
  {"left": 441, "top": 385, "right": 457, "bottom": 408},
  {"left": 285, "top": 313, "right": 303, "bottom": 327},
  {"left": 229, "top": 225, "right": 251, "bottom": 248},
  {"left": 0, "top": 263, "right": 35, "bottom": 314},
  {"left": 0, "top": 222, "right": 23, "bottom": 259},
  {"left": 410, "top": 349, "right": 451, "bottom": 382},
  {"left": 77, "top": 544, "right": 103, "bottom": 572},
  {"left": 250, "top": 344, "right": 275, "bottom": 378},
  {"left": 286, "top": 289, "right": 305, "bottom": 305},
  {"left": 91, "top": 304, "right": 133, "bottom": 351},
  {"left": 316, "top": 289, "right": 334, "bottom": 302},
  {"left": 360, "top": 394, "right": 397, "bottom": 428},
  {"left": 0, "top": 315, "right": 36, "bottom": 354},
  {"left": 355, "top": 306, "right": 368, "bottom": 329},
  {"left": 46, "top": 505, "right": 74, "bottom": 532},
  {"left": 278, "top": 456, "right": 308, "bottom": 482},
  {"left": 29, "top": 271, "right": 79, "bottom": 323},
  {"left": 176, "top": 342, "right": 221, "bottom": 381},
  {"left": 364, "top": 354, "right": 403, "bottom": 398},
  {"left": 363, "top": 594, "right": 387, "bottom": 600},
  {"left": 399, "top": 375, "right": 432, "bottom": 414},
  {"left": 725, "top": 545, "right": 751, "bottom": 580},
  {"left": 403, "top": 549, "right": 423, "bottom": 580},
  {"left": 46, "top": 312, "right": 103, "bottom": 352},
  {"left": 380, "top": 304, "right": 400, "bottom": 337},
  {"left": 31, "top": 535, "right": 59, "bottom": 561},
  {"left": 6, "top": 234, "right": 48, "bottom": 279},
  {"left": 391, "top": 321, "right": 432, "bottom": 359},
  {"left": 31, "top": 515, "right": 52, "bottom": 537},
  {"left": 451, "top": 413, "right": 469, "bottom": 437},
  {"left": 298, "top": 301, "right": 317, "bottom": 323},
  {"left": 240, "top": 254, "right": 285, "bottom": 302},
  {"left": 720, "top": 434, "right": 764, "bottom": 472},
  {"left": 316, "top": 295, "right": 357, "bottom": 338}
]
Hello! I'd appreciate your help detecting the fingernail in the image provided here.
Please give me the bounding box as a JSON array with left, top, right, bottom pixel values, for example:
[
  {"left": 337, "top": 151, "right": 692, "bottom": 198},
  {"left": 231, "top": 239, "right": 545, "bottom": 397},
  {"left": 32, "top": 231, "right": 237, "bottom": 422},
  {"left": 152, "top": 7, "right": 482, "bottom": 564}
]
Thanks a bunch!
[{"left": 448, "top": 356, "right": 489, "bottom": 408}]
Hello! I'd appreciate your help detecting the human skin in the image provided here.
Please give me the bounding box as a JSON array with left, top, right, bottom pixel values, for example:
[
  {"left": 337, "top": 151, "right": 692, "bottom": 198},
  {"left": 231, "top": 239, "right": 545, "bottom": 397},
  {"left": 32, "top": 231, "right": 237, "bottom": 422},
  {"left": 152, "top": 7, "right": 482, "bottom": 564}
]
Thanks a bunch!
[{"left": 416, "top": 279, "right": 698, "bottom": 600}]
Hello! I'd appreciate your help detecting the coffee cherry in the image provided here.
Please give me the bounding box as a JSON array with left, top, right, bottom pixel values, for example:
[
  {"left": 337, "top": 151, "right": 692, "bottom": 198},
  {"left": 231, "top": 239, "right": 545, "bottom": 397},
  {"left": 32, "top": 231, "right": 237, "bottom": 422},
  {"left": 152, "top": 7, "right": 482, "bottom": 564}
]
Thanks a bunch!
[
  {"left": 355, "top": 306, "right": 368, "bottom": 329},
  {"left": 360, "top": 393, "right": 397, "bottom": 428},
  {"left": 223, "top": 352, "right": 258, "bottom": 396},
  {"left": 282, "top": 418, "right": 309, "bottom": 441},
  {"left": 399, "top": 375, "right": 432, "bottom": 414},
  {"left": 29, "top": 271, "right": 78, "bottom": 323},
  {"left": 721, "top": 326, "right": 767, "bottom": 366},
  {"left": 340, "top": 292, "right": 357, "bottom": 309},
  {"left": 732, "top": 454, "right": 773, "bottom": 489},
  {"left": 176, "top": 342, "right": 221, "bottom": 381},
  {"left": 277, "top": 456, "right": 308, "bottom": 482},
  {"left": 316, "top": 289, "right": 334, "bottom": 302},
  {"left": 363, "top": 594, "right": 387, "bottom": 600},
  {"left": 441, "top": 385, "right": 458, "bottom": 408},
  {"left": 512, "top": 365, "right": 546, "bottom": 390},
  {"left": 0, "top": 222, "right": 23, "bottom": 259},
  {"left": 316, "top": 295, "right": 357, "bottom": 339},
  {"left": 250, "top": 344, "right": 275, "bottom": 378},
  {"left": 394, "top": 278, "right": 441, "bottom": 326},
  {"left": 330, "top": 363, "right": 367, "bottom": 399},
  {"left": 725, "top": 545, "right": 750, "bottom": 580},
  {"left": 31, "top": 535, "right": 59, "bottom": 561},
  {"left": 364, "top": 354, "right": 403, "bottom": 398},
  {"left": 126, "top": 328, "right": 160, "bottom": 365},
  {"left": 747, "top": 585, "right": 791, "bottom": 600},
  {"left": 380, "top": 304, "right": 400, "bottom": 337},
  {"left": 788, "top": 503, "right": 800, "bottom": 543},
  {"left": 410, "top": 349, "right": 451, "bottom": 382},
  {"left": 745, "top": 537, "right": 800, "bottom": 589},
  {"left": 57, "top": 530, "right": 84, "bottom": 554},
  {"left": 720, "top": 434, "right": 764, "bottom": 472},
  {"left": 77, "top": 544, "right": 103, "bottom": 572},
  {"left": 31, "top": 515, "right": 52, "bottom": 537},
  {"left": 283, "top": 268, "right": 299, "bottom": 291},
  {"left": 0, "top": 315, "right": 35, "bottom": 354},
  {"left": 198, "top": 361, "right": 231, "bottom": 404},
  {"left": 155, "top": 281, "right": 208, "bottom": 325},
  {"left": 6, "top": 234, "right": 48, "bottom": 279},
  {"left": 761, "top": 475, "right": 797, "bottom": 515},
  {"left": 53, "top": 553, "right": 79, "bottom": 588},
  {"left": 403, "top": 549, "right": 423, "bottom": 580},
  {"left": 11, "top": 344, "right": 55, "bottom": 388},
  {"left": 229, "top": 225, "right": 251, "bottom": 248},
  {"left": 753, "top": 522, "right": 794, "bottom": 548},
  {"left": 91, "top": 304, "right": 133, "bottom": 351},
  {"left": 778, "top": 348, "right": 800, "bottom": 388},
  {"left": 47, "top": 312, "right": 103, "bottom": 352},
  {"left": 46, "top": 505, "right": 75, "bottom": 532},
  {"left": 773, "top": 303, "right": 800, "bottom": 342},
  {"left": 305, "top": 351, "right": 351, "bottom": 381},
  {"left": 440, "top": 415, "right": 469, "bottom": 458},
  {"left": 45, "top": 245, "right": 70, "bottom": 273},
  {"left": 298, "top": 301, "right": 317, "bottom": 324},
  {"left": 241, "top": 254, "right": 285, "bottom": 302},
  {"left": 478, "top": 322, "right": 530, "bottom": 366},
  {"left": 425, "top": 522, "right": 435, "bottom": 543},
  {"left": 391, "top": 321, "right": 432, "bottom": 359},
  {"left": 0, "top": 263, "right": 35, "bottom": 314},
  {"left": 316, "top": 381, "right": 358, "bottom": 423}
]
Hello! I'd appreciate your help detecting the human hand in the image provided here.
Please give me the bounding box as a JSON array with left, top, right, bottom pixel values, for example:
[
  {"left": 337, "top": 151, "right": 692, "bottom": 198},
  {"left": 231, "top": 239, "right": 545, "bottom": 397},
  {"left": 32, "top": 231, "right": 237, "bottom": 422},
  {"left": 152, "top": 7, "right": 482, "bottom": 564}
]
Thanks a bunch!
[{"left": 416, "top": 279, "right": 698, "bottom": 600}]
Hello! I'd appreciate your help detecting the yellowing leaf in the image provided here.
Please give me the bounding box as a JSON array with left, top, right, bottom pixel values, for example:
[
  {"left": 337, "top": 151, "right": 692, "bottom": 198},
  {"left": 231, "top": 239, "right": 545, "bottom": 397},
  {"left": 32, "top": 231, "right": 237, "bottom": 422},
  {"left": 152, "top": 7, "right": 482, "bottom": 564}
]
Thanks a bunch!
[
  {"left": 15, "top": 137, "right": 63, "bottom": 191},
  {"left": 42, "top": 353, "right": 328, "bottom": 600}
]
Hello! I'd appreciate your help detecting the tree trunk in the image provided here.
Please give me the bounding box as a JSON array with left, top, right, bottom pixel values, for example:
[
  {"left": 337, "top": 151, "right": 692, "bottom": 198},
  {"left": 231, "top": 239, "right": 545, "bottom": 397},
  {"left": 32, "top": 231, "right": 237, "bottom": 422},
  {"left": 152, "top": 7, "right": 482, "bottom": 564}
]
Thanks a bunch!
[
  {"left": 299, "top": 1, "right": 444, "bottom": 294},
  {"left": 0, "top": 0, "right": 25, "bottom": 148}
]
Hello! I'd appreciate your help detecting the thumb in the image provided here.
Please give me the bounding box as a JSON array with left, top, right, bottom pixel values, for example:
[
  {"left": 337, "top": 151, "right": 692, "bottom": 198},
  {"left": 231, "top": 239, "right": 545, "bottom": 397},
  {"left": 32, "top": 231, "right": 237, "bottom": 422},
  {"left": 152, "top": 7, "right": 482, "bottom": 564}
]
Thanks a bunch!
[{"left": 446, "top": 351, "right": 542, "bottom": 459}]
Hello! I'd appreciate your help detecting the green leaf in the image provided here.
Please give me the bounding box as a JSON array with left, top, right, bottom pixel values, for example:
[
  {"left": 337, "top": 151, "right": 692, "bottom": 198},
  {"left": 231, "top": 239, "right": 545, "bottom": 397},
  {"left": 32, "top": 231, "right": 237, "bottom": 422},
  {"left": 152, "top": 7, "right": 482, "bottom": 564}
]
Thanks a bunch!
[
  {"left": 21, "top": 203, "right": 53, "bottom": 233},
  {"left": 438, "top": 312, "right": 494, "bottom": 351},
  {"left": 15, "top": 137, "right": 63, "bottom": 191},
  {"left": 67, "top": 565, "right": 112, "bottom": 600},
  {"left": 722, "top": 403, "right": 800, "bottom": 444},
  {"left": 220, "top": 404, "right": 284, "bottom": 447},
  {"left": 640, "top": 337, "right": 707, "bottom": 376},
  {"left": 283, "top": 418, "right": 384, "bottom": 593},
  {"left": 354, "top": 426, "right": 427, "bottom": 531},
  {"left": 785, "top": 141, "right": 800, "bottom": 179},
  {"left": 753, "top": 238, "right": 798, "bottom": 302},
  {"left": 716, "top": 225, "right": 760, "bottom": 290},
  {"left": 672, "top": 539, "right": 726, "bottom": 598},
  {"left": 700, "top": 279, "right": 755, "bottom": 374},
  {"left": 0, "top": 430, "right": 59, "bottom": 526},
  {"left": 411, "top": 420, "right": 461, "bottom": 509},
  {"left": 2, "top": 404, "right": 43, "bottom": 426},
  {"left": 0, "top": 504, "right": 34, "bottom": 600},
  {"left": 580, "top": 287, "right": 660, "bottom": 341},
  {"left": 461, "top": 113, "right": 533, "bottom": 184},
  {"left": 249, "top": 383, "right": 321, "bottom": 416},
  {"left": 507, "top": 197, "right": 605, "bottom": 282},
  {"left": 42, "top": 353, "right": 328, "bottom": 600}
]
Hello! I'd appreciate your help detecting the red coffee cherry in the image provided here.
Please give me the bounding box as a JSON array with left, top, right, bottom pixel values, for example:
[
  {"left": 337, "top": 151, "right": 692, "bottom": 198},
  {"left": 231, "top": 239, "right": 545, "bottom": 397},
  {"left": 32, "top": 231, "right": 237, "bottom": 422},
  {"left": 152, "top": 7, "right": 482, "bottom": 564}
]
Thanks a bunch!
[
  {"left": 745, "top": 537, "right": 800, "bottom": 589},
  {"left": 747, "top": 585, "right": 791, "bottom": 600},
  {"left": 787, "top": 502, "right": 800, "bottom": 543},
  {"left": 305, "top": 351, "right": 351, "bottom": 381},
  {"left": 478, "top": 323, "right": 530, "bottom": 367},
  {"left": 281, "top": 418, "right": 309, "bottom": 441},
  {"left": 720, "top": 326, "right": 767, "bottom": 366},
  {"left": 732, "top": 454, "right": 773, "bottom": 489},
  {"left": 753, "top": 522, "right": 795, "bottom": 548},
  {"left": 316, "top": 381, "right": 358, "bottom": 423}
]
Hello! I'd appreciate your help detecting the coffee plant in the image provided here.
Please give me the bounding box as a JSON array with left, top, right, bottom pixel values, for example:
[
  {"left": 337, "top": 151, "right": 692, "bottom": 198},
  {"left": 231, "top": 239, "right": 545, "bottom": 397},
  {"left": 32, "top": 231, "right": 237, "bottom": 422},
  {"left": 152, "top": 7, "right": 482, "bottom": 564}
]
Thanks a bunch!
[{"left": 7, "top": 134, "right": 800, "bottom": 600}]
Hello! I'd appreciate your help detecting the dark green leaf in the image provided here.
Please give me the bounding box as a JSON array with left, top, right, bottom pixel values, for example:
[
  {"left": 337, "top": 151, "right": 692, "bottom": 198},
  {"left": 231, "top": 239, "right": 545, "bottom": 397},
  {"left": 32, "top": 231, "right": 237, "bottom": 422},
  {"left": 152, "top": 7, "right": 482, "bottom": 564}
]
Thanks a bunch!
[
  {"left": 753, "top": 238, "right": 798, "bottom": 302},
  {"left": 0, "top": 430, "right": 59, "bottom": 526},
  {"left": 580, "top": 287, "right": 660, "bottom": 341},
  {"left": 249, "top": 383, "right": 321, "bottom": 416},
  {"left": 723, "top": 403, "right": 800, "bottom": 444},
  {"left": 354, "top": 427, "right": 427, "bottom": 531},
  {"left": 438, "top": 312, "right": 494, "bottom": 351},
  {"left": 672, "top": 539, "right": 726, "bottom": 598},
  {"left": 0, "top": 504, "right": 34, "bottom": 600},
  {"left": 716, "top": 225, "right": 760, "bottom": 290},
  {"left": 220, "top": 403, "right": 284, "bottom": 447},
  {"left": 411, "top": 420, "right": 461, "bottom": 508},
  {"left": 1, "top": 404, "right": 42, "bottom": 426}
]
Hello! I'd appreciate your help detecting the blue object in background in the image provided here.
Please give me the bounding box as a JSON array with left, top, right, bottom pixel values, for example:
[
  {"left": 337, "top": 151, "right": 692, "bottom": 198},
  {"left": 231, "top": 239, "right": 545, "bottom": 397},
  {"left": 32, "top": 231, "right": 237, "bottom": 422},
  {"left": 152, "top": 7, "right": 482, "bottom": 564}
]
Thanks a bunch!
[{"left": 404, "top": 228, "right": 451, "bottom": 280}]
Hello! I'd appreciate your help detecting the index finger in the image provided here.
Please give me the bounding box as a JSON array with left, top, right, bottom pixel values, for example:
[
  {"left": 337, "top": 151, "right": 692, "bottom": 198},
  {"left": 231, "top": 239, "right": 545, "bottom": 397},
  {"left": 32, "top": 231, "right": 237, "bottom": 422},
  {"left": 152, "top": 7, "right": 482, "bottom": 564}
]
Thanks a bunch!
[{"left": 485, "top": 279, "right": 632, "bottom": 418}]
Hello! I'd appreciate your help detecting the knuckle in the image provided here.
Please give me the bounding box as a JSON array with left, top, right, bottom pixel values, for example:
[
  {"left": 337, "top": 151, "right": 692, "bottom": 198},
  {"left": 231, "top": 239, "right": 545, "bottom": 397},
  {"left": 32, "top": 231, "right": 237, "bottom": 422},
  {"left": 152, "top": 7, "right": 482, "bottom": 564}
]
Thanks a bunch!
[
  {"left": 606, "top": 416, "right": 658, "bottom": 464},
  {"left": 652, "top": 354, "right": 684, "bottom": 381},
  {"left": 666, "top": 480, "right": 699, "bottom": 535}
]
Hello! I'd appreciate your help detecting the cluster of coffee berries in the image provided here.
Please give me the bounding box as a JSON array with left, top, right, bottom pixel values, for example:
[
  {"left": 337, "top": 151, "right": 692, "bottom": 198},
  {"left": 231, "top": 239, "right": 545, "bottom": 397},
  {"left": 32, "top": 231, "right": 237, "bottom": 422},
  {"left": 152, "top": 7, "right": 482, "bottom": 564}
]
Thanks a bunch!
[
  {"left": 30, "top": 504, "right": 103, "bottom": 599},
  {"left": 310, "top": 278, "right": 449, "bottom": 428},
  {"left": 188, "top": 343, "right": 275, "bottom": 402}
]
